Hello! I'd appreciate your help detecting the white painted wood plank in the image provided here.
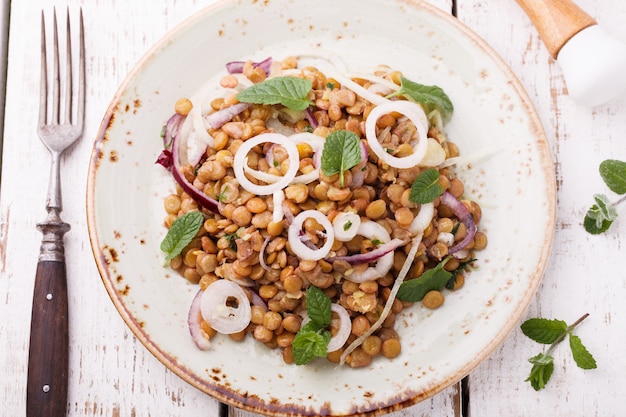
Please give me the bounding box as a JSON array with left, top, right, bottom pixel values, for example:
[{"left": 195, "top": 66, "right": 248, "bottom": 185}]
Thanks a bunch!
[
  {"left": 456, "top": 1, "right": 626, "bottom": 416},
  {"left": 0, "top": 0, "right": 464, "bottom": 416}
]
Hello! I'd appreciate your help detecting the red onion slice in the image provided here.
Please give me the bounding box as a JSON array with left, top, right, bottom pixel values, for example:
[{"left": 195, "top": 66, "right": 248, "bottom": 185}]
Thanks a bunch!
[
  {"left": 226, "top": 57, "right": 272, "bottom": 75},
  {"left": 188, "top": 289, "right": 211, "bottom": 350},
  {"left": 200, "top": 279, "right": 251, "bottom": 334},
  {"left": 439, "top": 191, "right": 477, "bottom": 254},
  {"left": 204, "top": 102, "right": 250, "bottom": 129},
  {"left": 342, "top": 220, "right": 395, "bottom": 283},
  {"left": 365, "top": 100, "right": 429, "bottom": 169},
  {"left": 329, "top": 238, "right": 406, "bottom": 265}
]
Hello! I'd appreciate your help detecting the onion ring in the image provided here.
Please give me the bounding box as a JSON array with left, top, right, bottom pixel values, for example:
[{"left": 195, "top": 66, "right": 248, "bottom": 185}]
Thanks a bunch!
[
  {"left": 188, "top": 289, "right": 211, "bottom": 350},
  {"left": 343, "top": 220, "right": 394, "bottom": 283},
  {"left": 200, "top": 279, "right": 251, "bottom": 334},
  {"left": 233, "top": 132, "right": 300, "bottom": 195},
  {"left": 288, "top": 210, "right": 334, "bottom": 261},
  {"left": 365, "top": 100, "right": 429, "bottom": 169}
]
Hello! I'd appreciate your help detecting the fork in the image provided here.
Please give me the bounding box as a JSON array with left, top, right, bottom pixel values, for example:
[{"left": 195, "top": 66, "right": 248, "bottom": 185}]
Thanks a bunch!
[{"left": 26, "top": 8, "right": 85, "bottom": 417}]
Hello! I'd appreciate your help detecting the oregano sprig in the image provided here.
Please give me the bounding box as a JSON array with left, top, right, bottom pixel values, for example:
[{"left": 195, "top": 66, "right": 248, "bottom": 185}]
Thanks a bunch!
[
  {"left": 521, "top": 313, "right": 596, "bottom": 391},
  {"left": 584, "top": 159, "right": 626, "bottom": 234}
]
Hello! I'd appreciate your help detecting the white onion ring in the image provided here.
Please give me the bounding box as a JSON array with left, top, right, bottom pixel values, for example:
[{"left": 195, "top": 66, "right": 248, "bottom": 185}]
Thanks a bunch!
[
  {"left": 409, "top": 202, "right": 434, "bottom": 235},
  {"left": 288, "top": 210, "right": 334, "bottom": 261},
  {"left": 233, "top": 133, "right": 300, "bottom": 195},
  {"left": 419, "top": 138, "right": 447, "bottom": 167},
  {"left": 365, "top": 100, "right": 429, "bottom": 169},
  {"left": 332, "top": 212, "right": 361, "bottom": 242},
  {"left": 188, "top": 289, "right": 211, "bottom": 350},
  {"left": 272, "top": 190, "right": 285, "bottom": 224},
  {"left": 344, "top": 220, "right": 394, "bottom": 283},
  {"left": 200, "top": 279, "right": 251, "bottom": 334}
]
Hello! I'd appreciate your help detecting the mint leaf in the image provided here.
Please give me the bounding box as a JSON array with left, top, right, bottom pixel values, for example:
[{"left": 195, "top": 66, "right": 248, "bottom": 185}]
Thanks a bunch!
[
  {"left": 584, "top": 194, "right": 617, "bottom": 234},
  {"left": 569, "top": 334, "right": 597, "bottom": 370},
  {"left": 599, "top": 159, "right": 626, "bottom": 194},
  {"left": 526, "top": 353, "right": 555, "bottom": 391},
  {"left": 292, "top": 327, "right": 331, "bottom": 365},
  {"left": 387, "top": 76, "right": 453, "bottom": 123},
  {"left": 236, "top": 76, "right": 313, "bottom": 111},
  {"left": 160, "top": 211, "right": 204, "bottom": 261},
  {"left": 409, "top": 168, "right": 444, "bottom": 204},
  {"left": 305, "top": 286, "right": 332, "bottom": 328},
  {"left": 397, "top": 257, "right": 452, "bottom": 302},
  {"left": 520, "top": 318, "right": 568, "bottom": 344},
  {"left": 320, "top": 130, "right": 362, "bottom": 187}
]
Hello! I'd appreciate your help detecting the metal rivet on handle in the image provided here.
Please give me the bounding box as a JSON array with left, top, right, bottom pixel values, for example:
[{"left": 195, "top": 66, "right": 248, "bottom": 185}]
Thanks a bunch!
[{"left": 43, "top": 385, "right": 50, "bottom": 392}]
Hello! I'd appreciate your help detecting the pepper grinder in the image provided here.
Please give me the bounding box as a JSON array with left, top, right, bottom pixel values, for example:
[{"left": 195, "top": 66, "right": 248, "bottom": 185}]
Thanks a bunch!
[{"left": 516, "top": 0, "right": 626, "bottom": 106}]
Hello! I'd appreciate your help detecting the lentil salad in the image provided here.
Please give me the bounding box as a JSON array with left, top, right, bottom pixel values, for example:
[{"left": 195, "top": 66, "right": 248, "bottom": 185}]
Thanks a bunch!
[{"left": 156, "top": 56, "right": 487, "bottom": 368}]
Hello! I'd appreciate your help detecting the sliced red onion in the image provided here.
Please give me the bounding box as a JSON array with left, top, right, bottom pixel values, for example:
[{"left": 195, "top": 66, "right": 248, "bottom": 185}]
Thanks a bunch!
[
  {"left": 259, "top": 235, "right": 272, "bottom": 272},
  {"left": 233, "top": 133, "right": 300, "bottom": 196},
  {"left": 204, "top": 102, "right": 250, "bottom": 129},
  {"left": 288, "top": 210, "right": 334, "bottom": 261},
  {"left": 365, "top": 100, "right": 429, "bottom": 169},
  {"left": 155, "top": 149, "right": 173, "bottom": 170},
  {"left": 332, "top": 212, "right": 361, "bottom": 242},
  {"left": 327, "top": 304, "right": 351, "bottom": 352},
  {"left": 342, "top": 220, "right": 395, "bottom": 283},
  {"left": 282, "top": 200, "right": 295, "bottom": 225},
  {"left": 226, "top": 57, "right": 273, "bottom": 75},
  {"left": 340, "top": 233, "right": 422, "bottom": 365},
  {"left": 170, "top": 128, "right": 219, "bottom": 213},
  {"left": 200, "top": 279, "right": 251, "bottom": 334},
  {"left": 439, "top": 191, "right": 477, "bottom": 254},
  {"left": 330, "top": 238, "right": 406, "bottom": 265},
  {"left": 305, "top": 107, "right": 318, "bottom": 129},
  {"left": 408, "top": 202, "right": 434, "bottom": 235},
  {"left": 188, "top": 289, "right": 211, "bottom": 350},
  {"left": 163, "top": 113, "right": 184, "bottom": 147}
]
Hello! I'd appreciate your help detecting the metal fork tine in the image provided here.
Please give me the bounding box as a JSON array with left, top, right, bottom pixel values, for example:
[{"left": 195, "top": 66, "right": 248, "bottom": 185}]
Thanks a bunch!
[
  {"left": 38, "top": 12, "right": 47, "bottom": 129},
  {"left": 64, "top": 7, "right": 72, "bottom": 125},
  {"left": 51, "top": 8, "right": 60, "bottom": 125}
]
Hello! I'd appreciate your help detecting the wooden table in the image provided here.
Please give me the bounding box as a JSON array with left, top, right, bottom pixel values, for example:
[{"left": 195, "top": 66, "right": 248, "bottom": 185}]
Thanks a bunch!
[{"left": 1, "top": 1, "right": 625, "bottom": 416}]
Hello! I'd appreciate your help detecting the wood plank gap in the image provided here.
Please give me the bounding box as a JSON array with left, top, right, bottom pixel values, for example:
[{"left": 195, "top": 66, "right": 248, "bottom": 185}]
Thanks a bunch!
[
  {"left": 451, "top": 0, "right": 457, "bottom": 17},
  {"left": 219, "top": 401, "right": 229, "bottom": 417},
  {"left": 0, "top": 0, "right": 10, "bottom": 186},
  {"left": 461, "top": 376, "right": 470, "bottom": 417}
]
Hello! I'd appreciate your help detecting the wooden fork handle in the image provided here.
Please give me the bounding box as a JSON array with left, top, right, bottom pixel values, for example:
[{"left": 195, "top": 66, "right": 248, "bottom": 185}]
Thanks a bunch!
[
  {"left": 515, "top": 0, "right": 597, "bottom": 58},
  {"left": 27, "top": 220, "right": 70, "bottom": 417}
]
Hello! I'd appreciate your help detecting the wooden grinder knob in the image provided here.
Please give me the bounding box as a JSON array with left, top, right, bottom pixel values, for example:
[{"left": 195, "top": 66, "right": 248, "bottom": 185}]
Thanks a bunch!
[{"left": 515, "top": 0, "right": 597, "bottom": 58}]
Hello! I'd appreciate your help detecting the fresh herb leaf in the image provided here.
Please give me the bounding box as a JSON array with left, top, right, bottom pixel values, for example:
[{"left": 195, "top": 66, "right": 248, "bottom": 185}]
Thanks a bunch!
[
  {"left": 409, "top": 168, "right": 444, "bottom": 204},
  {"left": 236, "top": 76, "right": 313, "bottom": 111},
  {"left": 305, "top": 286, "right": 332, "bottom": 328},
  {"left": 599, "top": 159, "right": 626, "bottom": 194},
  {"left": 320, "top": 130, "right": 362, "bottom": 187},
  {"left": 445, "top": 257, "right": 476, "bottom": 290},
  {"left": 397, "top": 257, "right": 452, "bottom": 302},
  {"left": 526, "top": 353, "right": 555, "bottom": 391},
  {"left": 292, "top": 287, "right": 333, "bottom": 365},
  {"left": 521, "top": 313, "right": 595, "bottom": 391},
  {"left": 584, "top": 194, "right": 618, "bottom": 234},
  {"left": 521, "top": 318, "right": 568, "bottom": 344},
  {"left": 584, "top": 159, "right": 626, "bottom": 234},
  {"left": 386, "top": 76, "right": 454, "bottom": 123},
  {"left": 292, "top": 327, "right": 331, "bottom": 365},
  {"left": 160, "top": 211, "right": 204, "bottom": 261},
  {"left": 569, "top": 334, "right": 597, "bottom": 370}
]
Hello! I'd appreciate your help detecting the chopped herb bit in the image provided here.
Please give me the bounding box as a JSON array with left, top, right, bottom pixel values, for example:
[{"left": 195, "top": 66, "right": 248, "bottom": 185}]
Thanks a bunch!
[
  {"left": 326, "top": 81, "right": 336, "bottom": 90},
  {"left": 343, "top": 220, "right": 353, "bottom": 231}
]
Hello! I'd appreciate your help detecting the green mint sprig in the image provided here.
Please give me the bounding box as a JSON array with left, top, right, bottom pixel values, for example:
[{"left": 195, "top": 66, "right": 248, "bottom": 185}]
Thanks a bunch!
[
  {"left": 320, "top": 130, "right": 362, "bottom": 187},
  {"left": 521, "top": 313, "right": 597, "bottom": 391},
  {"left": 386, "top": 76, "right": 453, "bottom": 123},
  {"left": 409, "top": 168, "right": 444, "bottom": 204},
  {"left": 292, "top": 286, "right": 332, "bottom": 365},
  {"left": 160, "top": 211, "right": 204, "bottom": 262},
  {"left": 236, "top": 76, "right": 313, "bottom": 111},
  {"left": 584, "top": 159, "right": 626, "bottom": 234}
]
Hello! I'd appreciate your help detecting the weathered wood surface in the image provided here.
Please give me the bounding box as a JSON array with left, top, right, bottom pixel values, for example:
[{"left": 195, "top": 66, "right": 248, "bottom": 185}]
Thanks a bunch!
[{"left": 1, "top": 1, "right": 624, "bottom": 416}]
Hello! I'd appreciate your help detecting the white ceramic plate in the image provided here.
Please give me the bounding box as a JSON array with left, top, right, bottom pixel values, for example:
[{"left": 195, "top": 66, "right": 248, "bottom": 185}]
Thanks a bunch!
[{"left": 87, "top": 0, "right": 556, "bottom": 415}]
